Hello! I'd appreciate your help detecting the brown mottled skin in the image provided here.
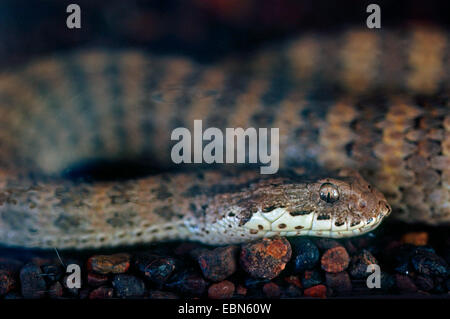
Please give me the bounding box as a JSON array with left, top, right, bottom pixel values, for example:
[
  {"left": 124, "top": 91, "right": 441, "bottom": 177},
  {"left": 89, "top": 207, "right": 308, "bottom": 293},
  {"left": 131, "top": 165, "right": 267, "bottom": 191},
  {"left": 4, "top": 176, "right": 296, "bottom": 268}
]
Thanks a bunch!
[{"left": 0, "top": 26, "right": 448, "bottom": 249}]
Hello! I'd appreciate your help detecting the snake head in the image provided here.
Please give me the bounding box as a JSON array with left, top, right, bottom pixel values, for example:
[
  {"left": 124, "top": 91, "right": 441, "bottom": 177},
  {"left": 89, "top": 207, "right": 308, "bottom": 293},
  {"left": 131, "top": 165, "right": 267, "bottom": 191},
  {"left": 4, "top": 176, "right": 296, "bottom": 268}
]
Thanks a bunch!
[{"left": 241, "top": 169, "right": 391, "bottom": 239}]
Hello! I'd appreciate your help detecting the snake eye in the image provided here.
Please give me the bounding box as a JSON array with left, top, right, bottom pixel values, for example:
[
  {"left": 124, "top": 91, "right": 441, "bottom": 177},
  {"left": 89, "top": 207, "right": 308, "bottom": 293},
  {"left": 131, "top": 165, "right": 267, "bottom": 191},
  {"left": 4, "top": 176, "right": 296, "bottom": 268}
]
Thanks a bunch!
[{"left": 319, "top": 183, "right": 340, "bottom": 203}]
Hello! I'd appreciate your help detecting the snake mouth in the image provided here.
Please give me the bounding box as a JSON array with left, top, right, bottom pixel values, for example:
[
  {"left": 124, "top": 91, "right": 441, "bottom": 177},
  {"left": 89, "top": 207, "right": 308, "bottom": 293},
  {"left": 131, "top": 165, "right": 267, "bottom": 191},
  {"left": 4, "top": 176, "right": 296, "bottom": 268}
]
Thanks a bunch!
[{"left": 243, "top": 206, "right": 389, "bottom": 238}]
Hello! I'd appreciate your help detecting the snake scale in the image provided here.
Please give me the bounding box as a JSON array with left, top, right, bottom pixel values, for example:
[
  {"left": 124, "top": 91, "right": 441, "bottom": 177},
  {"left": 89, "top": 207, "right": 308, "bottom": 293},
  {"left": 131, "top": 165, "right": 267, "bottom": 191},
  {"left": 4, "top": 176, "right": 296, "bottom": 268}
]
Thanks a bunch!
[{"left": 0, "top": 27, "right": 448, "bottom": 249}]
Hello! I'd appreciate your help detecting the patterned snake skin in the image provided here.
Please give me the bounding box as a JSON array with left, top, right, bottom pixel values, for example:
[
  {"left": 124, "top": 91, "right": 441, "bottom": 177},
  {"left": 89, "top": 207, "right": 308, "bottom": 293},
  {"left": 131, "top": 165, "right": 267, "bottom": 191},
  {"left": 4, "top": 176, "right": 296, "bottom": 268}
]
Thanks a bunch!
[{"left": 0, "top": 27, "right": 448, "bottom": 249}]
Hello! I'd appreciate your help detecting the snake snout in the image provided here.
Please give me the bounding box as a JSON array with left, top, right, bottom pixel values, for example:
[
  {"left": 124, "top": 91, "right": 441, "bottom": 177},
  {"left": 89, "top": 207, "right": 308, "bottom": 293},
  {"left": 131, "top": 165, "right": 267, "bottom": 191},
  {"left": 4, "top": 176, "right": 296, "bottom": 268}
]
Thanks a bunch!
[{"left": 379, "top": 200, "right": 392, "bottom": 218}]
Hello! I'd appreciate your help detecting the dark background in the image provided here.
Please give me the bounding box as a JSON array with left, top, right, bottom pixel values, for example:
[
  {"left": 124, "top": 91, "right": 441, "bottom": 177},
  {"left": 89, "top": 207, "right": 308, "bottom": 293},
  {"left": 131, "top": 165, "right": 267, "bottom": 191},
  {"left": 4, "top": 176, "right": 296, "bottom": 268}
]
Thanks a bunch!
[{"left": 0, "top": 0, "right": 448, "bottom": 68}]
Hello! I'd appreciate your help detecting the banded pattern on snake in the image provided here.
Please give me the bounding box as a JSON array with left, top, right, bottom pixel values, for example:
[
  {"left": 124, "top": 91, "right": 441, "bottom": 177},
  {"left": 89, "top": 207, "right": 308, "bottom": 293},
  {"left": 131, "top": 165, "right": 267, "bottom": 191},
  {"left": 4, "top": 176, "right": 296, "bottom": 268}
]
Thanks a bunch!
[{"left": 0, "top": 27, "right": 448, "bottom": 249}]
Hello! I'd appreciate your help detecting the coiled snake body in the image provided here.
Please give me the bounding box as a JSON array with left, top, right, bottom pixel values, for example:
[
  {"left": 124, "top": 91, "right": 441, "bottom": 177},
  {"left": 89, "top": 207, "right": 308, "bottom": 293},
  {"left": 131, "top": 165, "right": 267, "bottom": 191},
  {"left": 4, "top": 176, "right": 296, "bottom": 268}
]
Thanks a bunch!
[{"left": 0, "top": 27, "right": 448, "bottom": 249}]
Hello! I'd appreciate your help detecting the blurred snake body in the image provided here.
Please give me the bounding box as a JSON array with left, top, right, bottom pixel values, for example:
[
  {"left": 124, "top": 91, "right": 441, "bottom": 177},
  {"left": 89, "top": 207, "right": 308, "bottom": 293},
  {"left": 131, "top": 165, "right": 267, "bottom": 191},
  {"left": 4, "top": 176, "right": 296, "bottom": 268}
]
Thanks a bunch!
[{"left": 0, "top": 27, "right": 448, "bottom": 249}]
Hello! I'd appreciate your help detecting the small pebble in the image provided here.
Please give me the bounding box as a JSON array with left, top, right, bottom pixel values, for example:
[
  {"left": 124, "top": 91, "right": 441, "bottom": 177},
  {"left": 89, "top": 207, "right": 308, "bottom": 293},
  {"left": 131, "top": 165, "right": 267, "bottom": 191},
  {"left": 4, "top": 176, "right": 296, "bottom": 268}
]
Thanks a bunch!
[
  {"left": 142, "top": 256, "right": 177, "bottom": 285},
  {"left": 198, "top": 246, "right": 238, "bottom": 282},
  {"left": 88, "top": 272, "right": 109, "bottom": 287},
  {"left": 88, "top": 253, "right": 131, "bottom": 275},
  {"left": 113, "top": 274, "right": 146, "bottom": 298},
  {"left": 240, "top": 236, "right": 292, "bottom": 279},
  {"left": 401, "top": 232, "right": 429, "bottom": 246},
  {"left": 411, "top": 250, "right": 448, "bottom": 277},
  {"left": 262, "top": 282, "right": 282, "bottom": 298},
  {"left": 321, "top": 246, "right": 350, "bottom": 273},
  {"left": 208, "top": 280, "right": 235, "bottom": 299},
  {"left": 325, "top": 272, "right": 352, "bottom": 295},
  {"left": 304, "top": 284, "right": 327, "bottom": 298},
  {"left": 167, "top": 271, "right": 207, "bottom": 295},
  {"left": 20, "top": 263, "right": 47, "bottom": 299},
  {"left": 395, "top": 274, "right": 418, "bottom": 293},
  {"left": 89, "top": 286, "right": 115, "bottom": 299},
  {"left": 41, "top": 264, "right": 64, "bottom": 284},
  {"left": 0, "top": 269, "right": 16, "bottom": 296},
  {"left": 292, "top": 238, "right": 319, "bottom": 273},
  {"left": 301, "top": 269, "right": 322, "bottom": 288},
  {"left": 349, "top": 249, "right": 378, "bottom": 279}
]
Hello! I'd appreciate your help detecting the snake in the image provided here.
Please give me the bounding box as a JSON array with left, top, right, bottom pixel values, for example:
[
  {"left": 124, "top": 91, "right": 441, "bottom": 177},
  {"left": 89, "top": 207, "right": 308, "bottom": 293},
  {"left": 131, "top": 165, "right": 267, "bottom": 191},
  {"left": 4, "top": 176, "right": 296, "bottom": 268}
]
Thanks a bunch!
[{"left": 0, "top": 26, "right": 448, "bottom": 249}]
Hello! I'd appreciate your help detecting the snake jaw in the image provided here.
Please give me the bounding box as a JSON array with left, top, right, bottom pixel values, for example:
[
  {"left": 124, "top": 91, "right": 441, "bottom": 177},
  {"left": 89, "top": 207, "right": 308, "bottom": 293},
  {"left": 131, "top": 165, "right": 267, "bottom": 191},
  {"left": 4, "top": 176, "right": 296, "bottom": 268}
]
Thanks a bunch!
[
  {"left": 241, "top": 206, "right": 388, "bottom": 239},
  {"left": 239, "top": 174, "right": 392, "bottom": 240}
]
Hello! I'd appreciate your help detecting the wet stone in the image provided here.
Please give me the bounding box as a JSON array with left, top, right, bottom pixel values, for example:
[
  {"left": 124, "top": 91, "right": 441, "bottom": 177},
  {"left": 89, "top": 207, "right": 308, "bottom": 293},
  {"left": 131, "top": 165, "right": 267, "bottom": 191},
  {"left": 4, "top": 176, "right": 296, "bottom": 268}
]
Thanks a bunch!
[
  {"left": 303, "top": 284, "right": 327, "bottom": 298},
  {"left": 20, "top": 263, "right": 47, "bottom": 299},
  {"left": 166, "top": 271, "right": 207, "bottom": 296},
  {"left": 325, "top": 271, "right": 352, "bottom": 295},
  {"left": 262, "top": 282, "right": 282, "bottom": 298},
  {"left": 349, "top": 249, "right": 378, "bottom": 279},
  {"left": 411, "top": 250, "right": 448, "bottom": 277},
  {"left": 41, "top": 264, "right": 64, "bottom": 284},
  {"left": 113, "top": 274, "right": 146, "bottom": 298},
  {"left": 89, "top": 286, "right": 114, "bottom": 299},
  {"left": 321, "top": 246, "right": 350, "bottom": 273},
  {"left": 240, "top": 236, "right": 292, "bottom": 280},
  {"left": 0, "top": 269, "right": 16, "bottom": 296},
  {"left": 88, "top": 253, "right": 131, "bottom": 275},
  {"left": 140, "top": 256, "right": 177, "bottom": 285},
  {"left": 198, "top": 245, "right": 238, "bottom": 282},
  {"left": 88, "top": 272, "right": 109, "bottom": 287},
  {"left": 301, "top": 269, "right": 322, "bottom": 288},
  {"left": 208, "top": 280, "right": 235, "bottom": 299},
  {"left": 394, "top": 260, "right": 411, "bottom": 276},
  {"left": 291, "top": 238, "right": 319, "bottom": 273}
]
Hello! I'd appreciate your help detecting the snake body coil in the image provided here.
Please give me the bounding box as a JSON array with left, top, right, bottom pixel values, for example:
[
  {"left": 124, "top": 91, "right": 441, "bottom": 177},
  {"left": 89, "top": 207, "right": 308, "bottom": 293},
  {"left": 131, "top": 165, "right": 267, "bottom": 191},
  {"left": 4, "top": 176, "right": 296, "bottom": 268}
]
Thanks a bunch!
[{"left": 0, "top": 27, "right": 448, "bottom": 249}]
